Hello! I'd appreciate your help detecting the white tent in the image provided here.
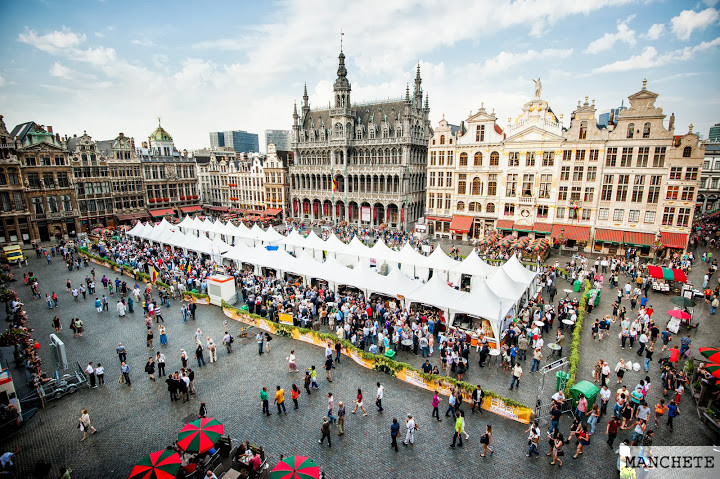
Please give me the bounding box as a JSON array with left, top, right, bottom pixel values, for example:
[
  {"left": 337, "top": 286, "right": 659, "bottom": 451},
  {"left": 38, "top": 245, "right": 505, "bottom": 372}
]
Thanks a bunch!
[
  {"left": 453, "top": 280, "right": 515, "bottom": 346},
  {"left": 126, "top": 221, "right": 144, "bottom": 237},
  {"left": 302, "top": 231, "right": 326, "bottom": 260},
  {"left": 347, "top": 237, "right": 371, "bottom": 258},
  {"left": 178, "top": 215, "right": 195, "bottom": 233},
  {"left": 406, "top": 273, "right": 465, "bottom": 314},
  {"left": 186, "top": 234, "right": 213, "bottom": 255},
  {"left": 234, "top": 223, "right": 255, "bottom": 246},
  {"left": 261, "top": 226, "right": 285, "bottom": 245},
  {"left": 210, "top": 236, "right": 232, "bottom": 254},
  {"left": 279, "top": 229, "right": 305, "bottom": 254},
  {"left": 137, "top": 223, "right": 154, "bottom": 240},
  {"left": 501, "top": 255, "right": 538, "bottom": 295},
  {"left": 395, "top": 243, "right": 430, "bottom": 280},
  {"left": 425, "top": 246, "right": 459, "bottom": 281},
  {"left": 487, "top": 267, "right": 528, "bottom": 303},
  {"left": 164, "top": 230, "right": 190, "bottom": 250},
  {"left": 249, "top": 224, "right": 266, "bottom": 244},
  {"left": 223, "top": 243, "right": 254, "bottom": 263}
]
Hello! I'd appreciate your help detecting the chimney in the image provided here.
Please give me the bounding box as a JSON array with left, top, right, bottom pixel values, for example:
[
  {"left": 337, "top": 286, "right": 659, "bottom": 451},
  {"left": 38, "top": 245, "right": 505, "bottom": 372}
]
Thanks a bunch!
[
  {"left": 668, "top": 113, "right": 675, "bottom": 131},
  {"left": 47, "top": 126, "right": 53, "bottom": 134}
]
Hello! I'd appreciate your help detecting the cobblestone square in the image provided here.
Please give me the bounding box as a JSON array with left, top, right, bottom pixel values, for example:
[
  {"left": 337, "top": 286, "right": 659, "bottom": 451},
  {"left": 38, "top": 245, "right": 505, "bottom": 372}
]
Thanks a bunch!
[{"left": 1, "top": 250, "right": 718, "bottom": 478}]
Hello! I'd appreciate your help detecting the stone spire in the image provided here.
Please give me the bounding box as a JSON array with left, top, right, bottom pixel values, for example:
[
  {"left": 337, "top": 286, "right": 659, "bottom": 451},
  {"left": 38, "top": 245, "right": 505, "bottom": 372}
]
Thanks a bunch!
[
  {"left": 405, "top": 84, "right": 410, "bottom": 102},
  {"left": 333, "top": 48, "right": 351, "bottom": 108},
  {"left": 414, "top": 63, "right": 422, "bottom": 102},
  {"left": 302, "top": 83, "right": 309, "bottom": 108}
]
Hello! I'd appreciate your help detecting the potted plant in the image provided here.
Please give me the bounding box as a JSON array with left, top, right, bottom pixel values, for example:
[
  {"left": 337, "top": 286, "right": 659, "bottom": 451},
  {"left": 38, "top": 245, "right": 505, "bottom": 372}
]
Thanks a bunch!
[{"left": 149, "top": 198, "right": 156, "bottom": 203}]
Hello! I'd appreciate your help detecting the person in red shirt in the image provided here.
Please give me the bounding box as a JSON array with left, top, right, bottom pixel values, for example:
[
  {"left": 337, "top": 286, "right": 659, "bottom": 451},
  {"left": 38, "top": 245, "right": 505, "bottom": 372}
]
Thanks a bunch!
[
  {"left": 249, "top": 453, "right": 262, "bottom": 471},
  {"left": 669, "top": 345, "right": 681, "bottom": 365}
]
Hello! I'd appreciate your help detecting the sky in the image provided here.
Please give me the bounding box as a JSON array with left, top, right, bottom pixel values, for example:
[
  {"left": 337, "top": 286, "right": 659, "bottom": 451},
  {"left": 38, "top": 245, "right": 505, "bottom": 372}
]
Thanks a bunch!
[{"left": 1, "top": 0, "right": 719, "bottom": 151}]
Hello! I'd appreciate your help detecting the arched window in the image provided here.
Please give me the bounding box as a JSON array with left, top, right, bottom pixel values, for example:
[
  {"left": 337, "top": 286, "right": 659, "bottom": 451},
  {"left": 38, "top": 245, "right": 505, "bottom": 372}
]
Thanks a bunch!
[
  {"left": 459, "top": 153, "right": 468, "bottom": 166},
  {"left": 456, "top": 201, "right": 465, "bottom": 211},
  {"left": 440, "top": 135, "right": 445, "bottom": 145},
  {"left": 683, "top": 146, "right": 692, "bottom": 158},
  {"left": 626, "top": 123, "right": 634, "bottom": 139},
  {"left": 643, "top": 122, "right": 651, "bottom": 138},
  {"left": 486, "top": 203, "right": 495, "bottom": 213},
  {"left": 474, "top": 152, "right": 482, "bottom": 166},
  {"left": 471, "top": 177, "right": 482, "bottom": 195},
  {"left": 468, "top": 202, "right": 481, "bottom": 212},
  {"left": 579, "top": 121, "right": 587, "bottom": 140},
  {"left": 490, "top": 151, "right": 500, "bottom": 166}
]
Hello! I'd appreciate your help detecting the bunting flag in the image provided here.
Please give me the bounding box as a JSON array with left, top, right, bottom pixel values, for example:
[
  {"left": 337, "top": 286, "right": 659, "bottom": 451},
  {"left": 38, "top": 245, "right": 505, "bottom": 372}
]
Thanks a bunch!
[
  {"left": 332, "top": 176, "right": 338, "bottom": 192},
  {"left": 151, "top": 266, "right": 159, "bottom": 283},
  {"left": 186, "top": 261, "right": 192, "bottom": 274}
]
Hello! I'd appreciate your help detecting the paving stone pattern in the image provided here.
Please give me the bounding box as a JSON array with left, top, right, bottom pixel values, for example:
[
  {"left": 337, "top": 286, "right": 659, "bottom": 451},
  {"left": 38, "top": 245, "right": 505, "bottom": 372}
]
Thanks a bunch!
[{"left": 1, "top": 250, "right": 717, "bottom": 478}]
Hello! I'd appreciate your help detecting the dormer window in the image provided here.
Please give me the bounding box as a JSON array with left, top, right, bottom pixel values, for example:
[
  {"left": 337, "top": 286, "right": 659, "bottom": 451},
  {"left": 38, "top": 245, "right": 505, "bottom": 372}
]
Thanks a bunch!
[
  {"left": 683, "top": 146, "right": 692, "bottom": 158},
  {"left": 440, "top": 135, "right": 445, "bottom": 145},
  {"left": 643, "top": 122, "right": 651, "bottom": 138},
  {"left": 579, "top": 121, "right": 587, "bottom": 140},
  {"left": 627, "top": 123, "right": 634, "bottom": 139}
]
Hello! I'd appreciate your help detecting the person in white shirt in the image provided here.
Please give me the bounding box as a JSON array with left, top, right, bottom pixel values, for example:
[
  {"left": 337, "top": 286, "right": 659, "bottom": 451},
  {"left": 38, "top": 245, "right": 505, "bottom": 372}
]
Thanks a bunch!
[
  {"left": 116, "top": 300, "right": 126, "bottom": 317},
  {"left": 85, "top": 362, "right": 96, "bottom": 388},
  {"left": 206, "top": 337, "right": 217, "bottom": 363},
  {"left": 222, "top": 332, "right": 232, "bottom": 353},
  {"left": 376, "top": 382, "right": 385, "bottom": 411},
  {"left": 95, "top": 363, "right": 105, "bottom": 386},
  {"left": 403, "top": 414, "right": 415, "bottom": 445}
]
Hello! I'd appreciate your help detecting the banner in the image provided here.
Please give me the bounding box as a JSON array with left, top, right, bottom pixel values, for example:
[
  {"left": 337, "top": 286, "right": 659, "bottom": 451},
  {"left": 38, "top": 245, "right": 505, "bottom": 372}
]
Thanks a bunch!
[
  {"left": 361, "top": 206, "right": 371, "bottom": 222},
  {"left": 278, "top": 313, "right": 294, "bottom": 325}
]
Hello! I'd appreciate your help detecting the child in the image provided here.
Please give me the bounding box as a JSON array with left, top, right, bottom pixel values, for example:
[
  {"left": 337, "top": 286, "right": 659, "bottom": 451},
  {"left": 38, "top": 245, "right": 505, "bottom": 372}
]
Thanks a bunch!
[
  {"left": 654, "top": 399, "right": 666, "bottom": 427},
  {"left": 675, "top": 383, "right": 684, "bottom": 405},
  {"left": 309, "top": 366, "right": 319, "bottom": 389}
]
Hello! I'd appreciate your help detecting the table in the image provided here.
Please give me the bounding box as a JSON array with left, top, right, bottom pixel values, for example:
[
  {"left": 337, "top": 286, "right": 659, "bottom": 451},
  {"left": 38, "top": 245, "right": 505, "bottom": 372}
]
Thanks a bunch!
[
  {"left": 547, "top": 343, "right": 561, "bottom": 357},
  {"left": 401, "top": 338, "right": 413, "bottom": 351},
  {"left": 562, "top": 319, "right": 575, "bottom": 326},
  {"left": 488, "top": 348, "right": 500, "bottom": 365},
  {"left": 534, "top": 321, "right": 544, "bottom": 327},
  {"left": 222, "top": 470, "right": 241, "bottom": 479}
]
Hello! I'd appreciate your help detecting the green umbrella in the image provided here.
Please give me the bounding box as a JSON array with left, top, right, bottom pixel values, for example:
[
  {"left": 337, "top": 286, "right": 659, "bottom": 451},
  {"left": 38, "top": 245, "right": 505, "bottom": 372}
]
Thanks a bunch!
[
  {"left": 670, "top": 296, "right": 696, "bottom": 308},
  {"left": 270, "top": 456, "right": 320, "bottom": 479},
  {"left": 128, "top": 449, "right": 181, "bottom": 479},
  {"left": 177, "top": 417, "right": 224, "bottom": 453}
]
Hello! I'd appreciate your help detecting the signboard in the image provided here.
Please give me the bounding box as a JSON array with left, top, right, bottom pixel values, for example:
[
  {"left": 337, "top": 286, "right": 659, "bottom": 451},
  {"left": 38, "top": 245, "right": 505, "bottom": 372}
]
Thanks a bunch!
[
  {"left": 279, "top": 313, "right": 294, "bottom": 326},
  {"left": 415, "top": 224, "right": 427, "bottom": 233},
  {"left": 361, "top": 206, "right": 371, "bottom": 222}
]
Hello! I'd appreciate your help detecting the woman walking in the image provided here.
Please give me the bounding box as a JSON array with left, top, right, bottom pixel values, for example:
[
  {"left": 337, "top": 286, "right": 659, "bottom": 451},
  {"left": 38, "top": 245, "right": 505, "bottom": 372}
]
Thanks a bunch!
[
  {"left": 480, "top": 424, "right": 494, "bottom": 456},
  {"left": 52, "top": 316, "right": 61, "bottom": 334},
  {"left": 570, "top": 423, "right": 590, "bottom": 458},
  {"left": 73, "top": 318, "right": 84, "bottom": 338},
  {"left": 78, "top": 409, "right": 98, "bottom": 441},
  {"left": 551, "top": 432, "right": 565, "bottom": 466},
  {"left": 352, "top": 388, "right": 368, "bottom": 416},
  {"left": 159, "top": 324, "right": 168, "bottom": 346},
  {"left": 587, "top": 404, "right": 600, "bottom": 435},
  {"left": 144, "top": 357, "right": 156, "bottom": 381},
  {"left": 288, "top": 350, "right": 298, "bottom": 372},
  {"left": 146, "top": 327, "right": 154, "bottom": 349},
  {"left": 291, "top": 384, "right": 301, "bottom": 410}
]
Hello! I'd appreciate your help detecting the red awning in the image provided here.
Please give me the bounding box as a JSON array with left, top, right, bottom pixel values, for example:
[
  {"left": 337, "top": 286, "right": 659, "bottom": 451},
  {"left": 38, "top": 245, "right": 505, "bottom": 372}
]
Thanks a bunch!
[
  {"left": 116, "top": 212, "right": 147, "bottom": 221},
  {"left": 180, "top": 205, "right": 203, "bottom": 214},
  {"left": 426, "top": 216, "right": 451, "bottom": 222},
  {"left": 708, "top": 210, "right": 720, "bottom": 218},
  {"left": 496, "top": 219, "right": 514, "bottom": 230},
  {"left": 246, "top": 209, "right": 265, "bottom": 215},
  {"left": 624, "top": 231, "right": 655, "bottom": 247},
  {"left": 551, "top": 224, "right": 590, "bottom": 241},
  {"left": 265, "top": 208, "right": 283, "bottom": 216},
  {"left": 660, "top": 232, "right": 689, "bottom": 249},
  {"left": 533, "top": 222, "right": 553, "bottom": 233},
  {"left": 449, "top": 215, "right": 474, "bottom": 233},
  {"left": 209, "top": 206, "right": 230, "bottom": 212},
  {"left": 149, "top": 208, "right": 176, "bottom": 217},
  {"left": 594, "top": 228, "right": 623, "bottom": 244}
]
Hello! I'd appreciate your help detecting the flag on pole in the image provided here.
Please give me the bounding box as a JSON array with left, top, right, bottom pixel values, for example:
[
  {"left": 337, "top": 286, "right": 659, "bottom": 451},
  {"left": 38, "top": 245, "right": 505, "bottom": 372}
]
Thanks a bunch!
[
  {"left": 186, "top": 261, "right": 192, "bottom": 274},
  {"left": 151, "top": 266, "right": 159, "bottom": 283},
  {"left": 332, "top": 176, "right": 338, "bottom": 192}
]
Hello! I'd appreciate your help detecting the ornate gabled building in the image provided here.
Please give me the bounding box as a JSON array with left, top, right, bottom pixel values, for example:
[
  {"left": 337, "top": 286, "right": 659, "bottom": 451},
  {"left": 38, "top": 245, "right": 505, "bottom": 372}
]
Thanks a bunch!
[
  {"left": 263, "top": 142, "right": 290, "bottom": 220},
  {"left": 67, "top": 132, "right": 114, "bottom": 232},
  {"left": 11, "top": 121, "right": 79, "bottom": 241},
  {"left": 196, "top": 150, "right": 267, "bottom": 215},
  {"left": 289, "top": 50, "right": 431, "bottom": 228},
  {"left": 96, "top": 133, "right": 148, "bottom": 225},
  {"left": 426, "top": 80, "right": 704, "bottom": 256},
  {"left": 137, "top": 120, "right": 200, "bottom": 219},
  {"left": 0, "top": 116, "right": 31, "bottom": 244}
]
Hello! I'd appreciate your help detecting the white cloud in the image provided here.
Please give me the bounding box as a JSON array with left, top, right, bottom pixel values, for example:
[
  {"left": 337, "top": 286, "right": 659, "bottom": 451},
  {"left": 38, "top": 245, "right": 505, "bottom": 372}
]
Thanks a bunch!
[
  {"left": 0, "top": 74, "right": 5, "bottom": 87},
  {"left": 18, "top": 28, "right": 86, "bottom": 54},
  {"left": 646, "top": 23, "right": 665, "bottom": 40},
  {"left": 94, "top": 32, "right": 105, "bottom": 38},
  {"left": 593, "top": 36, "right": 720, "bottom": 72},
  {"left": 585, "top": 16, "right": 637, "bottom": 53},
  {"left": 670, "top": 8, "right": 719, "bottom": 40},
  {"left": 704, "top": 0, "right": 719, "bottom": 8},
  {"left": 131, "top": 38, "right": 156, "bottom": 48},
  {"left": 49, "top": 62, "right": 73, "bottom": 79},
  {"left": 482, "top": 48, "right": 574, "bottom": 73}
]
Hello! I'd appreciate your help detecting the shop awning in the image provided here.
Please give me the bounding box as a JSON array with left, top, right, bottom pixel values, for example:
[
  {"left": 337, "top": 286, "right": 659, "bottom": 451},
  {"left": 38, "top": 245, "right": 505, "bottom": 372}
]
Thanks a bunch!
[
  {"left": 514, "top": 223, "right": 533, "bottom": 232},
  {"left": 180, "top": 205, "right": 203, "bottom": 214},
  {"left": 708, "top": 210, "right": 720, "bottom": 218},
  {"left": 496, "top": 219, "right": 514, "bottom": 230},
  {"left": 449, "top": 215, "right": 474, "bottom": 233},
  {"left": 426, "top": 216, "right": 451, "bottom": 222},
  {"left": 149, "top": 208, "right": 176, "bottom": 217},
  {"left": 246, "top": 209, "right": 265, "bottom": 215},
  {"left": 116, "top": 212, "right": 147, "bottom": 221},
  {"left": 624, "top": 231, "right": 655, "bottom": 247},
  {"left": 647, "top": 265, "right": 687, "bottom": 283},
  {"left": 533, "top": 222, "right": 553, "bottom": 233},
  {"left": 594, "top": 228, "right": 622, "bottom": 244},
  {"left": 551, "top": 224, "right": 591, "bottom": 241},
  {"left": 209, "top": 206, "right": 230, "bottom": 212},
  {"left": 660, "top": 232, "right": 688, "bottom": 249},
  {"left": 265, "top": 208, "right": 283, "bottom": 216}
]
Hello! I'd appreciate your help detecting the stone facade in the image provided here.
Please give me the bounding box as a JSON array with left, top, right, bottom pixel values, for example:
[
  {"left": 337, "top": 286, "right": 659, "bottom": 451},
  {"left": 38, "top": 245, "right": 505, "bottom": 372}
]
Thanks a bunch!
[
  {"left": 699, "top": 141, "right": 720, "bottom": 213},
  {"left": 263, "top": 142, "right": 290, "bottom": 219},
  {"left": 68, "top": 132, "right": 114, "bottom": 231},
  {"left": 289, "top": 51, "right": 430, "bottom": 228},
  {"left": 11, "top": 122, "right": 79, "bottom": 242},
  {"left": 0, "top": 116, "right": 32, "bottom": 244},
  {"left": 197, "top": 151, "right": 266, "bottom": 213},
  {"left": 426, "top": 81, "right": 704, "bottom": 255},
  {"left": 97, "top": 133, "right": 147, "bottom": 225},
  {"left": 138, "top": 121, "right": 199, "bottom": 219}
]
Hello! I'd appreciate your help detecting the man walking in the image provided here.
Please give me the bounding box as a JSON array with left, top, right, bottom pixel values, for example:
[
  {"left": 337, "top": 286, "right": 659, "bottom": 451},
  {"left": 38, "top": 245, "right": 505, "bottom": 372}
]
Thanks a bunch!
[
  {"left": 156, "top": 352, "right": 166, "bottom": 377},
  {"left": 319, "top": 417, "right": 332, "bottom": 447},
  {"left": 260, "top": 387, "right": 271, "bottom": 416},
  {"left": 256, "top": 332, "right": 264, "bottom": 355},
  {"left": 222, "top": 332, "right": 232, "bottom": 354},
  {"left": 120, "top": 362, "right": 131, "bottom": 386},
  {"left": 450, "top": 411, "right": 464, "bottom": 448},
  {"left": 275, "top": 386, "right": 287, "bottom": 414},
  {"left": 337, "top": 401, "right": 346, "bottom": 436},
  {"left": 390, "top": 418, "right": 400, "bottom": 451},
  {"left": 327, "top": 393, "right": 336, "bottom": 423},
  {"left": 510, "top": 363, "right": 523, "bottom": 390},
  {"left": 85, "top": 362, "right": 96, "bottom": 388},
  {"left": 376, "top": 382, "right": 384, "bottom": 412},
  {"left": 116, "top": 343, "right": 127, "bottom": 363},
  {"left": 403, "top": 414, "right": 415, "bottom": 445}
]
